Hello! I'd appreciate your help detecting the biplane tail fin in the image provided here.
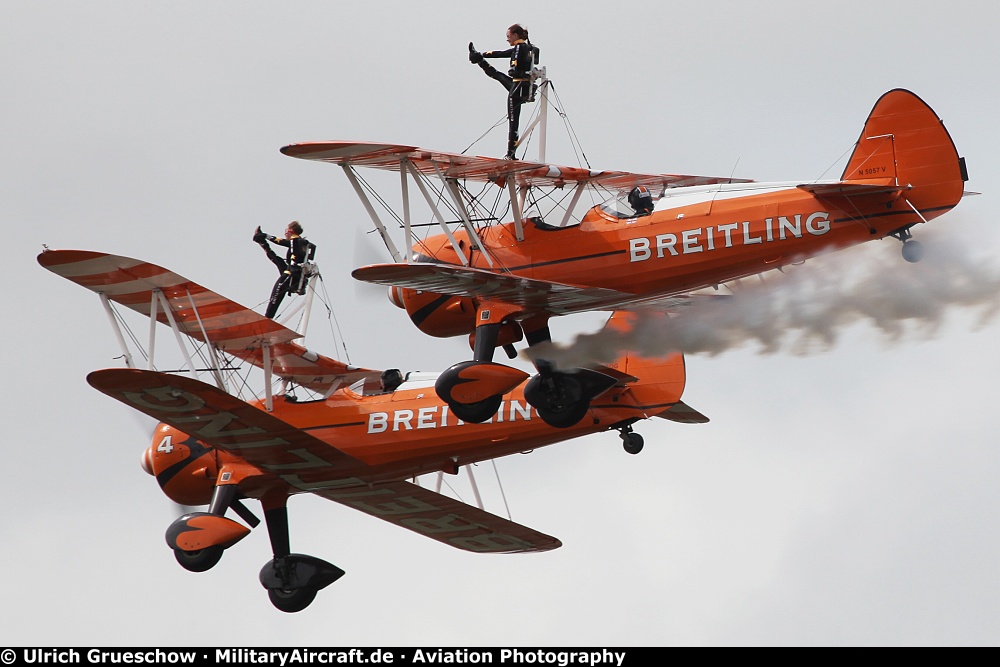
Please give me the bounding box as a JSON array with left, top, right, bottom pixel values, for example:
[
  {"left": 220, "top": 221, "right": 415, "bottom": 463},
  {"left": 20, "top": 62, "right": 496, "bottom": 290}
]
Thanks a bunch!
[
  {"left": 594, "top": 311, "right": 707, "bottom": 423},
  {"left": 841, "top": 88, "right": 966, "bottom": 217}
]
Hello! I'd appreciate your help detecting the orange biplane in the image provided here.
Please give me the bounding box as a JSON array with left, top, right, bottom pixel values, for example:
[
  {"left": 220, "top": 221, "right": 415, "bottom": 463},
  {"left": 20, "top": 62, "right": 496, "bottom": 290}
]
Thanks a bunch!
[
  {"left": 281, "top": 88, "right": 969, "bottom": 429},
  {"left": 39, "top": 249, "right": 705, "bottom": 612}
]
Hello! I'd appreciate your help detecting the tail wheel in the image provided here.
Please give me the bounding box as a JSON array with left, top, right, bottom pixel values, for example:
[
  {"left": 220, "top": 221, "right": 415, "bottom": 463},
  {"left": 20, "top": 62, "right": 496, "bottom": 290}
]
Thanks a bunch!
[
  {"left": 622, "top": 432, "right": 644, "bottom": 455},
  {"left": 268, "top": 586, "right": 317, "bottom": 613},
  {"left": 902, "top": 240, "right": 924, "bottom": 263},
  {"left": 174, "top": 545, "right": 224, "bottom": 573}
]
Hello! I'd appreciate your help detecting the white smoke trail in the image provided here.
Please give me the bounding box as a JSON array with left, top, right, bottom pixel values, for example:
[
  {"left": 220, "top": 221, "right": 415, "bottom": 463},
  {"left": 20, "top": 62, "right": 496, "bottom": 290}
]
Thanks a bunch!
[{"left": 528, "top": 226, "right": 1000, "bottom": 369}]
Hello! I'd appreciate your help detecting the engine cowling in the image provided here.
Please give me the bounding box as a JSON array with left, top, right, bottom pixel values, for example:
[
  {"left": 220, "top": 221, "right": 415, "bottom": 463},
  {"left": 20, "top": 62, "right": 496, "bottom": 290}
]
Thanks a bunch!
[
  {"left": 142, "top": 424, "right": 218, "bottom": 507},
  {"left": 390, "top": 286, "right": 477, "bottom": 339}
]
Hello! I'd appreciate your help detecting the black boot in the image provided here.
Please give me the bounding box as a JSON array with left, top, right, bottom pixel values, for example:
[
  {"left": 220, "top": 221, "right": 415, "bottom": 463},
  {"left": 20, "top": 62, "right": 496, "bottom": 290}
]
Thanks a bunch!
[
  {"left": 505, "top": 137, "right": 517, "bottom": 160},
  {"left": 469, "top": 42, "right": 483, "bottom": 64}
]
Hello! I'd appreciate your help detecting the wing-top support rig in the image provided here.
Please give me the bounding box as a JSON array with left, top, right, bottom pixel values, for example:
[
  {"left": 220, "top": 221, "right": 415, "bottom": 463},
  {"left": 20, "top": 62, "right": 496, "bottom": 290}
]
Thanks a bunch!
[
  {"left": 39, "top": 250, "right": 377, "bottom": 413},
  {"left": 281, "top": 68, "right": 750, "bottom": 270}
]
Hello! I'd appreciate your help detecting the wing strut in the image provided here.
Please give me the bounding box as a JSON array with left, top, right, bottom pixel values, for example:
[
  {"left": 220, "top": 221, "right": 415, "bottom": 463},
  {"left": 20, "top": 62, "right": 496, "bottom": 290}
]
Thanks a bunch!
[
  {"left": 155, "top": 288, "right": 203, "bottom": 384},
  {"left": 147, "top": 289, "right": 159, "bottom": 370},
  {"left": 99, "top": 292, "right": 136, "bottom": 369},
  {"left": 404, "top": 160, "right": 470, "bottom": 266},
  {"left": 400, "top": 159, "right": 413, "bottom": 262},
  {"left": 342, "top": 165, "right": 403, "bottom": 263},
  {"left": 185, "top": 289, "right": 228, "bottom": 391},
  {"left": 507, "top": 178, "right": 525, "bottom": 241},
  {"left": 442, "top": 174, "right": 494, "bottom": 267},
  {"left": 560, "top": 182, "right": 587, "bottom": 228},
  {"left": 262, "top": 341, "right": 274, "bottom": 412}
]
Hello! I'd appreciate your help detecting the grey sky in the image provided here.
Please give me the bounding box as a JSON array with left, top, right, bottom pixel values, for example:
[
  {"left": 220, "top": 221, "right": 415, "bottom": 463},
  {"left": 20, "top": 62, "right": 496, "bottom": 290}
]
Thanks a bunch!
[{"left": 3, "top": 1, "right": 998, "bottom": 646}]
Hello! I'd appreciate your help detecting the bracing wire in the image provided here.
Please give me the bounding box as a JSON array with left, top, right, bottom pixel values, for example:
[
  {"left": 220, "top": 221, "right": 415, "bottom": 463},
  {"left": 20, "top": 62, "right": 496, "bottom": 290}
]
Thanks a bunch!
[
  {"left": 461, "top": 115, "right": 509, "bottom": 156},
  {"left": 316, "top": 272, "right": 353, "bottom": 366},
  {"left": 548, "top": 82, "right": 592, "bottom": 169}
]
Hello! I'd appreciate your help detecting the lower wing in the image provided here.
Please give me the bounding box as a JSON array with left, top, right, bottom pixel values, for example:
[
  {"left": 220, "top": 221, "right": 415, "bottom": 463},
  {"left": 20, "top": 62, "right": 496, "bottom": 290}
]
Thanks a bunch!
[{"left": 353, "top": 262, "right": 701, "bottom": 315}]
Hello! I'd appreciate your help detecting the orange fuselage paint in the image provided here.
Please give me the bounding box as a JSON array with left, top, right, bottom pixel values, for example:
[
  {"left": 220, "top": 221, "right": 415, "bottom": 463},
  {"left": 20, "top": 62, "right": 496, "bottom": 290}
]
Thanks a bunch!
[
  {"left": 395, "top": 89, "right": 965, "bottom": 340},
  {"left": 158, "top": 353, "right": 685, "bottom": 501}
]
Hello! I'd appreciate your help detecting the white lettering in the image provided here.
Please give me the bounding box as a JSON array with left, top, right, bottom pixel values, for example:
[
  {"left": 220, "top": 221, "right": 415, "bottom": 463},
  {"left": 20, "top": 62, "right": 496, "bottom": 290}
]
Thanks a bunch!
[
  {"left": 509, "top": 400, "right": 532, "bottom": 421},
  {"left": 655, "top": 233, "right": 679, "bottom": 258},
  {"left": 718, "top": 222, "right": 739, "bottom": 248},
  {"left": 368, "top": 412, "right": 388, "bottom": 434},
  {"left": 778, "top": 214, "right": 802, "bottom": 240},
  {"left": 630, "top": 237, "right": 651, "bottom": 262},
  {"left": 417, "top": 407, "right": 437, "bottom": 429},
  {"left": 742, "top": 220, "right": 763, "bottom": 244},
  {"left": 806, "top": 211, "right": 831, "bottom": 235},
  {"left": 393, "top": 410, "right": 414, "bottom": 431},
  {"left": 681, "top": 228, "right": 703, "bottom": 254}
]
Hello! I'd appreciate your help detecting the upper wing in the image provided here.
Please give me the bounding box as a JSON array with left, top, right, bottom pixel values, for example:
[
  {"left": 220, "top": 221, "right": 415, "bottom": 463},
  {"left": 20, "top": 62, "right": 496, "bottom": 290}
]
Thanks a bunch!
[
  {"left": 353, "top": 262, "right": 703, "bottom": 315},
  {"left": 39, "top": 249, "right": 377, "bottom": 393},
  {"left": 281, "top": 141, "right": 751, "bottom": 192},
  {"left": 90, "top": 367, "right": 559, "bottom": 554}
]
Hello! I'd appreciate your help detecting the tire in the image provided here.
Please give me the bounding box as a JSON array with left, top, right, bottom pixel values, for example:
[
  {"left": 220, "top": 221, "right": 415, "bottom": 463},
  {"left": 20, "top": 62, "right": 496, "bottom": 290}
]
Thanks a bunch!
[
  {"left": 623, "top": 432, "right": 644, "bottom": 455},
  {"left": 174, "top": 546, "right": 223, "bottom": 573},
  {"left": 268, "top": 586, "right": 317, "bottom": 613},
  {"left": 537, "top": 399, "right": 590, "bottom": 429},
  {"left": 902, "top": 240, "right": 924, "bottom": 263},
  {"left": 448, "top": 394, "right": 502, "bottom": 423}
]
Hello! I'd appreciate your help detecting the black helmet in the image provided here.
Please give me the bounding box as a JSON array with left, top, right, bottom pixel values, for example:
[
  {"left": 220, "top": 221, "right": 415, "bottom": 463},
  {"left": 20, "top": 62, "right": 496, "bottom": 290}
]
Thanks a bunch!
[
  {"left": 380, "top": 368, "right": 404, "bottom": 392},
  {"left": 628, "top": 186, "right": 653, "bottom": 216}
]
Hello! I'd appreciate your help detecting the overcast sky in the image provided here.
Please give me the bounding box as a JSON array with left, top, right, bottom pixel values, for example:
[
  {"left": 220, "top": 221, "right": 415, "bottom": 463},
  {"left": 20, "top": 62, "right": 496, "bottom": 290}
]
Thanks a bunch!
[{"left": 3, "top": 1, "right": 999, "bottom": 646}]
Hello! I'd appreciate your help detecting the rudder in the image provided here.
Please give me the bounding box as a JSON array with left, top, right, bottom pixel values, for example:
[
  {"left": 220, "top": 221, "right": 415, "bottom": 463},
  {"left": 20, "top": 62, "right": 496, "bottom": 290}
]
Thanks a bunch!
[{"left": 842, "top": 89, "right": 966, "bottom": 219}]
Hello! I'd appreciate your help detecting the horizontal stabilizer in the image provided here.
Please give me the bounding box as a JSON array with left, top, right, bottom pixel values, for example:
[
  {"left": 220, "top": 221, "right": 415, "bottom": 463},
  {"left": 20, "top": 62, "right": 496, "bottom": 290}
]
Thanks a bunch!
[
  {"left": 656, "top": 400, "right": 710, "bottom": 424},
  {"left": 798, "top": 181, "right": 908, "bottom": 198}
]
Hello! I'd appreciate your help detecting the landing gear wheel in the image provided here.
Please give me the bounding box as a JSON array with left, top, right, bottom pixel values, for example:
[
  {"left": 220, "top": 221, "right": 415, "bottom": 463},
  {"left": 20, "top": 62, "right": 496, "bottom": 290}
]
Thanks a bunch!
[
  {"left": 902, "top": 240, "right": 924, "bottom": 263},
  {"left": 525, "top": 371, "right": 590, "bottom": 429},
  {"left": 174, "top": 545, "right": 223, "bottom": 573},
  {"left": 622, "top": 432, "right": 644, "bottom": 455},
  {"left": 537, "top": 400, "right": 590, "bottom": 429},
  {"left": 268, "top": 586, "right": 317, "bottom": 613},
  {"left": 448, "top": 394, "right": 502, "bottom": 423}
]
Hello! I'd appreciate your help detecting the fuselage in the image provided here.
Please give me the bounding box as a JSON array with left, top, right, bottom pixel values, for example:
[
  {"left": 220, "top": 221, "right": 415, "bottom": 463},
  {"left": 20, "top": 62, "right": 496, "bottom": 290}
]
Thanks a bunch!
[
  {"left": 146, "top": 356, "right": 686, "bottom": 506},
  {"left": 416, "top": 179, "right": 954, "bottom": 298}
]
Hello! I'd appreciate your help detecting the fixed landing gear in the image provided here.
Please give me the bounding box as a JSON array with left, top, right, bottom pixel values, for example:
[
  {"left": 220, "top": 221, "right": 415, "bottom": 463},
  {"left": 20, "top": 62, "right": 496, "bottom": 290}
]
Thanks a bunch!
[
  {"left": 901, "top": 239, "right": 924, "bottom": 263},
  {"left": 891, "top": 227, "right": 924, "bottom": 263},
  {"left": 167, "top": 486, "right": 345, "bottom": 612},
  {"left": 436, "top": 323, "right": 528, "bottom": 423},
  {"left": 449, "top": 394, "right": 503, "bottom": 423},
  {"left": 167, "top": 486, "right": 256, "bottom": 573},
  {"left": 258, "top": 505, "right": 344, "bottom": 613},
  {"left": 260, "top": 553, "right": 344, "bottom": 613},
  {"left": 618, "top": 424, "right": 644, "bottom": 455},
  {"left": 524, "top": 362, "right": 616, "bottom": 429},
  {"left": 174, "top": 545, "right": 223, "bottom": 572}
]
